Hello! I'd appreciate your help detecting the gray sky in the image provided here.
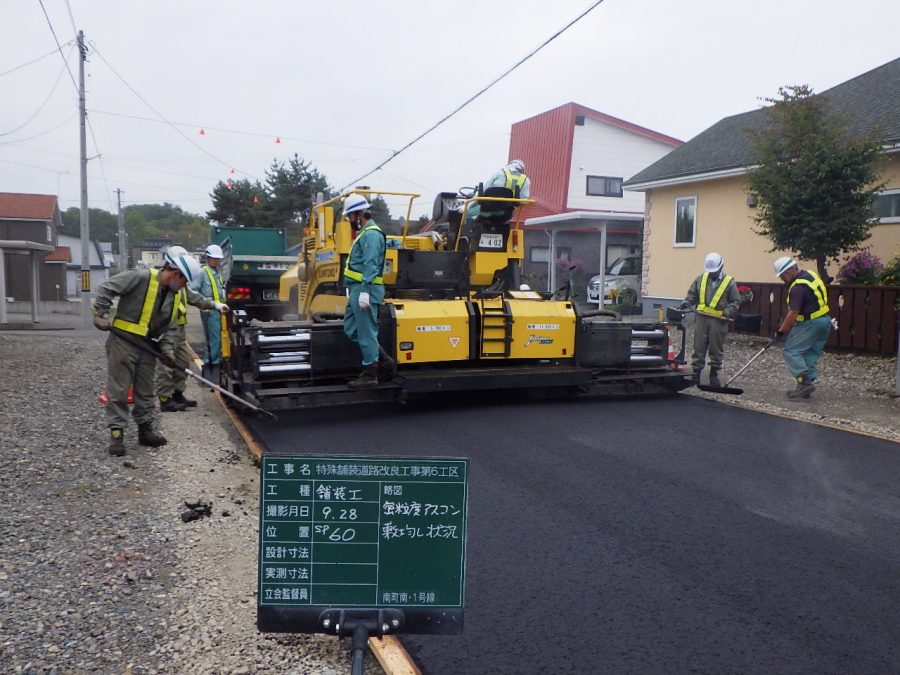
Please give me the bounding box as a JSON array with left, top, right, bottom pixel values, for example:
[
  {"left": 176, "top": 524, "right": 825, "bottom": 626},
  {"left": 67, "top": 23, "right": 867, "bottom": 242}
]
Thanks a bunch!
[{"left": 2, "top": 0, "right": 898, "bottom": 221}]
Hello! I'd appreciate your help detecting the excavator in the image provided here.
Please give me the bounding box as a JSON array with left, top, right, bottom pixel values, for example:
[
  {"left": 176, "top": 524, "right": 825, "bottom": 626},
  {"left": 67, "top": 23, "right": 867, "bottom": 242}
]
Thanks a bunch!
[{"left": 220, "top": 186, "right": 691, "bottom": 411}]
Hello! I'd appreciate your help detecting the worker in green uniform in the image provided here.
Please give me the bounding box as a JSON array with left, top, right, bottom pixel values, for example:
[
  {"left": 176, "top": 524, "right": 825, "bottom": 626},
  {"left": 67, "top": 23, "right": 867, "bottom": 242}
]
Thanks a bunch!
[
  {"left": 342, "top": 193, "right": 395, "bottom": 389},
  {"left": 154, "top": 246, "right": 229, "bottom": 412},
  {"left": 679, "top": 252, "right": 741, "bottom": 387},
  {"left": 93, "top": 251, "right": 204, "bottom": 456}
]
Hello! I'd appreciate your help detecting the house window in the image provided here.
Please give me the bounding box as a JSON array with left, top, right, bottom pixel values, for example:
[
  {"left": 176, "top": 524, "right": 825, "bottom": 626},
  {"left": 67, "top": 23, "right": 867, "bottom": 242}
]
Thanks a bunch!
[
  {"left": 874, "top": 190, "right": 900, "bottom": 222},
  {"left": 674, "top": 196, "right": 696, "bottom": 246},
  {"left": 529, "top": 246, "right": 572, "bottom": 263},
  {"left": 586, "top": 176, "right": 623, "bottom": 198}
]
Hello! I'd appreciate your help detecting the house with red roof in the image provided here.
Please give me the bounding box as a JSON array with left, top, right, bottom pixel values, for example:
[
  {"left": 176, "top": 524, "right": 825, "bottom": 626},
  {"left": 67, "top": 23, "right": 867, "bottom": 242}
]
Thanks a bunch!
[
  {"left": 508, "top": 102, "right": 682, "bottom": 299},
  {"left": 0, "top": 192, "right": 65, "bottom": 303}
]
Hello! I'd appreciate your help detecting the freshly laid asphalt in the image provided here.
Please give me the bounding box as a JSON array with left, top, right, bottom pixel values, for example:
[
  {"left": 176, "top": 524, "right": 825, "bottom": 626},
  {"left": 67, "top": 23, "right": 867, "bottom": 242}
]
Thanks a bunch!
[{"left": 247, "top": 393, "right": 899, "bottom": 674}]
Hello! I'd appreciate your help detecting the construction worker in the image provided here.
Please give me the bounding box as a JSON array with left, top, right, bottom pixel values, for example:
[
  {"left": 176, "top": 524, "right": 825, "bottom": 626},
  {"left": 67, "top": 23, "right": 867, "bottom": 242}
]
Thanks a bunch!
[
  {"left": 155, "top": 246, "right": 229, "bottom": 412},
  {"left": 772, "top": 256, "right": 832, "bottom": 399},
  {"left": 679, "top": 252, "right": 741, "bottom": 387},
  {"left": 197, "top": 244, "right": 228, "bottom": 381},
  {"left": 93, "top": 250, "right": 204, "bottom": 456},
  {"left": 467, "top": 159, "right": 530, "bottom": 221},
  {"left": 342, "top": 193, "right": 396, "bottom": 389}
]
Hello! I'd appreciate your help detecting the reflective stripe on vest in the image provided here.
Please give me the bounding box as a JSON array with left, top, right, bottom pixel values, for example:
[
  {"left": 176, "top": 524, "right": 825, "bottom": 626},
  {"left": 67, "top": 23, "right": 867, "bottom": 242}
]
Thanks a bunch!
[
  {"left": 203, "top": 266, "right": 222, "bottom": 303},
  {"left": 112, "top": 268, "right": 180, "bottom": 336},
  {"left": 502, "top": 168, "right": 526, "bottom": 197},
  {"left": 788, "top": 269, "right": 830, "bottom": 321},
  {"left": 696, "top": 273, "right": 733, "bottom": 317},
  {"left": 343, "top": 224, "right": 385, "bottom": 284},
  {"left": 177, "top": 288, "right": 187, "bottom": 326}
]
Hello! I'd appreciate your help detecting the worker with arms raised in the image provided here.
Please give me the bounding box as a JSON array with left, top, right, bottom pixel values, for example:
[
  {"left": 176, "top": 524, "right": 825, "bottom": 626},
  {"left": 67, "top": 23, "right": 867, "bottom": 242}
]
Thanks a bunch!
[
  {"left": 93, "top": 250, "right": 204, "bottom": 456},
  {"left": 342, "top": 193, "right": 395, "bottom": 389},
  {"left": 772, "top": 256, "right": 833, "bottom": 399}
]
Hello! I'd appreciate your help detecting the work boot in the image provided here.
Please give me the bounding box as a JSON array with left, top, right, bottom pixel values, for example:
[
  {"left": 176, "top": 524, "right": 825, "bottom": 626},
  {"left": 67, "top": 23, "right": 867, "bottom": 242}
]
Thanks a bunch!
[
  {"left": 159, "top": 396, "right": 188, "bottom": 412},
  {"left": 172, "top": 391, "right": 197, "bottom": 408},
  {"left": 786, "top": 373, "right": 815, "bottom": 400},
  {"left": 108, "top": 428, "right": 125, "bottom": 457},
  {"left": 378, "top": 346, "right": 397, "bottom": 383},
  {"left": 138, "top": 422, "right": 168, "bottom": 447},
  {"left": 709, "top": 368, "right": 721, "bottom": 388},
  {"left": 348, "top": 364, "right": 379, "bottom": 390},
  {"left": 692, "top": 369, "right": 702, "bottom": 386}
]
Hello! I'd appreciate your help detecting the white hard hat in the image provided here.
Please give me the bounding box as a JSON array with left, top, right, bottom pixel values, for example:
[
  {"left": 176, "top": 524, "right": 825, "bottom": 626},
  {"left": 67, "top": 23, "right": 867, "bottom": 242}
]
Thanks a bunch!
[
  {"left": 163, "top": 246, "right": 188, "bottom": 271},
  {"left": 704, "top": 252, "right": 724, "bottom": 273},
  {"left": 343, "top": 193, "right": 371, "bottom": 217},
  {"left": 773, "top": 256, "right": 797, "bottom": 277},
  {"left": 205, "top": 244, "right": 224, "bottom": 259},
  {"left": 508, "top": 159, "right": 525, "bottom": 173},
  {"left": 519, "top": 283, "right": 531, "bottom": 291},
  {"left": 167, "top": 251, "right": 202, "bottom": 285}
]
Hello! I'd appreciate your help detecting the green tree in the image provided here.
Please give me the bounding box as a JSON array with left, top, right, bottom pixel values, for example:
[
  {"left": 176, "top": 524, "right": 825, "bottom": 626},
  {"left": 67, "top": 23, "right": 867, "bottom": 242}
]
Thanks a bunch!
[
  {"left": 747, "top": 85, "right": 885, "bottom": 282},
  {"left": 368, "top": 195, "right": 393, "bottom": 232},
  {"left": 207, "top": 178, "right": 269, "bottom": 228},
  {"left": 61, "top": 207, "right": 119, "bottom": 248},
  {"left": 265, "top": 154, "right": 331, "bottom": 229}
]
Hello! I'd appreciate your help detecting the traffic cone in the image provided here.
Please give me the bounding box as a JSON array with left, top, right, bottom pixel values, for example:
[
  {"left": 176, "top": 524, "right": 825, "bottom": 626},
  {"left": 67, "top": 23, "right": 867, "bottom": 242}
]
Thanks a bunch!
[{"left": 98, "top": 386, "right": 134, "bottom": 405}]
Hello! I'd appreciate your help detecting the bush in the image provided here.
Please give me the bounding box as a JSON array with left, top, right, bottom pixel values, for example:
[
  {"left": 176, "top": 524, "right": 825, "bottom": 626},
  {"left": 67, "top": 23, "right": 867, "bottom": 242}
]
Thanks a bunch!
[
  {"left": 837, "top": 250, "right": 883, "bottom": 285},
  {"left": 616, "top": 287, "right": 638, "bottom": 305},
  {"left": 880, "top": 255, "right": 900, "bottom": 287}
]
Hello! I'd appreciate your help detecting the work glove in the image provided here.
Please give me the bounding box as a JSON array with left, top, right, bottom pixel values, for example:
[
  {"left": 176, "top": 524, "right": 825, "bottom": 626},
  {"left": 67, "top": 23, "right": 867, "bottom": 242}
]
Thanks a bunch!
[
  {"left": 213, "top": 301, "right": 229, "bottom": 313},
  {"left": 93, "top": 314, "right": 111, "bottom": 331},
  {"left": 161, "top": 349, "right": 178, "bottom": 368},
  {"left": 773, "top": 330, "right": 786, "bottom": 344},
  {"left": 677, "top": 302, "right": 690, "bottom": 310},
  {"left": 358, "top": 291, "right": 371, "bottom": 311}
]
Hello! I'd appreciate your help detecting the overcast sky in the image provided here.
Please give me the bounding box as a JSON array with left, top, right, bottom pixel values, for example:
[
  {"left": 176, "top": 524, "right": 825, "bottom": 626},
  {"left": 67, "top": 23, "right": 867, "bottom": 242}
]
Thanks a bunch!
[{"left": 2, "top": 0, "right": 898, "bottom": 222}]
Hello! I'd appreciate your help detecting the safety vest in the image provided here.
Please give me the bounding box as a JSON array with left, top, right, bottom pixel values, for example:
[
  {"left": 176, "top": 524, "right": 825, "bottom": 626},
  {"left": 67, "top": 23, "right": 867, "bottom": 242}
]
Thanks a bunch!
[
  {"left": 696, "top": 273, "right": 734, "bottom": 317},
  {"left": 112, "top": 268, "right": 181, "bottom": 336},
  {"left": 343, "top": 224, "right": 385, "bottom": 284},
  {"left": 177, "top": 288, "right": 187, "bottom": 326},
  {"left": 788, "top": 269, "right": 830, "bottom": 321},
  {"left": 203, "top": 266, "right": 222, "bottom": 302},
  {"left": 502, "top": 168, "right": 527, "bottom": 198}
]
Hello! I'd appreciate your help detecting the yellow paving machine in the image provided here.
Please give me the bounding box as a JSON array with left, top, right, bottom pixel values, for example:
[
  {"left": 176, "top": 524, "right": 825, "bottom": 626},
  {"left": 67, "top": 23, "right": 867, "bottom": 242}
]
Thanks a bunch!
[{"left": 221, "top": 187, "right": 690, "bottom": 411}]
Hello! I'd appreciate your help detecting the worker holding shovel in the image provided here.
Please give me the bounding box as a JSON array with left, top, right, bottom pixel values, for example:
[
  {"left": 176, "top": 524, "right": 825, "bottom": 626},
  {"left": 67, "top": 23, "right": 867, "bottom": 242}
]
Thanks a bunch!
[{"left": 678, "top": 252, "right": 741, "bottom": 387}]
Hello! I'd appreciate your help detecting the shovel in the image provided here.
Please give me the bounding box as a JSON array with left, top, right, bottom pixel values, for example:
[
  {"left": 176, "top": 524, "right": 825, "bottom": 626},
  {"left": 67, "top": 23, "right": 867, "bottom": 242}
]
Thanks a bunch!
[
  {"left": 697, "top": 339, "right": 775, "bottom": 396},
  {"left": 126, "top": 334, "right": 278, "bottom": 420}
]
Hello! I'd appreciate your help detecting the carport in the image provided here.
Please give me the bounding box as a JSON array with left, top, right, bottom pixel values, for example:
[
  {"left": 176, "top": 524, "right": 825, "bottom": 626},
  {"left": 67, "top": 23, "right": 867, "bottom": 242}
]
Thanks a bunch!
[
  {"left": 523, "top": 211, "right": 643, "bottom": 301},
  {"left": 0, "top": 240, "right": 54, "bottom": 324}
]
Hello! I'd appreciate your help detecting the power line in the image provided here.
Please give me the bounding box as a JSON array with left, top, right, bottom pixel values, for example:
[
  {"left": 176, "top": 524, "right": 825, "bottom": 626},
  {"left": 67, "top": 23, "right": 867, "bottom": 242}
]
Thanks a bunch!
[
  {"left": 0, "top": 113, "right": 77, "bottom": 144},
  {"left": 88, "top": 109, "right": 394, "bottom": 152},
  {"left": 0, "top": 45, "right": 74, "bottom": 137},
  {"left": 338, "top": 0, "right": 608, "bottom": 191},
  {"left": 36, "top": 0, "right": 78, "bottom": 93},
  {"left": 89, "top": 43, "right": 260, "bottom": 181},
  {"left": 0, "top": 42, "right": 72, "bottom": 77}
]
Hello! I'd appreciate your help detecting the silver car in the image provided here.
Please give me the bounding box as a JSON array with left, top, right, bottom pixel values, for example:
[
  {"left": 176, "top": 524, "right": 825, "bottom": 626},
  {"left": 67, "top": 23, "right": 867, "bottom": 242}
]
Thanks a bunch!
[{"left": 587, "top": 255, "right": 642, "bottom": 304}]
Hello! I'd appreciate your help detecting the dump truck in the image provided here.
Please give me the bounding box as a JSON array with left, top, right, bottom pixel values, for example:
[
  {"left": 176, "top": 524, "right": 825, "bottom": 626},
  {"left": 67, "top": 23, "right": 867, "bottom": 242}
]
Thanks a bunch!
[
  {"left": 221, "top": 187, "right": 690, "bottom": 411},
  {"left": 210, "top": 225, "right": 295, "bottom": 321}
]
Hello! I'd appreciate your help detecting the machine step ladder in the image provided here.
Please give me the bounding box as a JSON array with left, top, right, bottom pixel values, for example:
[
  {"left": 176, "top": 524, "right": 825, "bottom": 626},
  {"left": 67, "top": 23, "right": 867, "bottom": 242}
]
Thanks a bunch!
[{"left": 479, "top": 297, "right": 513, "bottom": 358}]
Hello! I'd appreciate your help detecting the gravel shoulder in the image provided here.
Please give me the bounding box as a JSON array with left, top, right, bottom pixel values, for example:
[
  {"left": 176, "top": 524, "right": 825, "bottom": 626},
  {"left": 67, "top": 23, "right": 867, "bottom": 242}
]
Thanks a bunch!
[{"left": 0, "top": 311, "right": 896, "bottom": 674}]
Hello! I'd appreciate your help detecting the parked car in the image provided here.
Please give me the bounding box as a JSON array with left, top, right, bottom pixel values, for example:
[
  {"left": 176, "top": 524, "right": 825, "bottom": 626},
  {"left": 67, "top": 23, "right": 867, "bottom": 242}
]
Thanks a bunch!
[{"left": 587, "top": 255, "right": 641, "bottom": 304}]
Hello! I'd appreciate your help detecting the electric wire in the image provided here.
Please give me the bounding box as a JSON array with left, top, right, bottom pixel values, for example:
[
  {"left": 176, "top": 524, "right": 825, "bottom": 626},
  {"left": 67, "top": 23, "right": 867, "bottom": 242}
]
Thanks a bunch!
[
  {"left": 89, "top": 43, "right": 261, "bottom": 181},
  {"left": 36, "top": 0, "right": 79, "bottom": 92},
  {"left": 0, "top": 45, "right": 74, "bottom": 137},
  {"left": 88, "top": 109, "right": 394, "bottom": 152},
  {"left": 338, "top": 0, "right": 607, "bottom": 191},
  {"left": 0, "top": 42, "right": 72, "bottom": 77},
  {"left": 0, "top": 114, "right": 77, "bottom": 144}
]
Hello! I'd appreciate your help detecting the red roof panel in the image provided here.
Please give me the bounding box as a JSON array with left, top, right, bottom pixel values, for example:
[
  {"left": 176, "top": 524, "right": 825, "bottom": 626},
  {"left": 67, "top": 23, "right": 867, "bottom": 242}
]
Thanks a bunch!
[{"left": 0, "top": 192, "right": 59, "bottom": 220}]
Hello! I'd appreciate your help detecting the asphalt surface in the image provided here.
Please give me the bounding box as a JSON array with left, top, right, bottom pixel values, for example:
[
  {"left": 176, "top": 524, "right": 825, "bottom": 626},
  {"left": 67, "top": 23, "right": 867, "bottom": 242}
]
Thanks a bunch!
[{"left": 245, "top": 392, "right": 899, "bottom": 675}]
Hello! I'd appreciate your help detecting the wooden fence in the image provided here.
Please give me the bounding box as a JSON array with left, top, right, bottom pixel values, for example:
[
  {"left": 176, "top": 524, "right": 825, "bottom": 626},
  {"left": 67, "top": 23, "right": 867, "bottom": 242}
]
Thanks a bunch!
[{"left": 735, "top": 283, "right": 899, "bottom": 355}]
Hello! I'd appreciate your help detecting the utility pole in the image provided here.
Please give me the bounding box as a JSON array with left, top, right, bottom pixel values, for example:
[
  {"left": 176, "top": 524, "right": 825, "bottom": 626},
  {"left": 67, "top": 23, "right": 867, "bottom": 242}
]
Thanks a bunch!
[
  {"left": 115, "top": 188, "right": 127, "bottom": 270},
  {"left": 77, "top": 30, "right": 91, "bottom": 328}
]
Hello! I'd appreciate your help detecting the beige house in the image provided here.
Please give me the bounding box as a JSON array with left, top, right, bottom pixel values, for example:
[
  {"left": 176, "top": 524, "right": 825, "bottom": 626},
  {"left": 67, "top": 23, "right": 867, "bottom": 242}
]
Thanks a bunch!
[{"left": 624, "top": 58, "right": 900, "bottom": 312}]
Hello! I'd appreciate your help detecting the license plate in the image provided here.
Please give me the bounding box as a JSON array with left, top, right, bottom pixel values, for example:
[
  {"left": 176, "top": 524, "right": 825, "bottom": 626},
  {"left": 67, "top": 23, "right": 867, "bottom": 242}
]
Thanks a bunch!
[
  {"left": 479, "top": 233, "right": 504, "bottom": 249},
  {"left": 262, "top": 289, "right": 280, "bottom": 301}
]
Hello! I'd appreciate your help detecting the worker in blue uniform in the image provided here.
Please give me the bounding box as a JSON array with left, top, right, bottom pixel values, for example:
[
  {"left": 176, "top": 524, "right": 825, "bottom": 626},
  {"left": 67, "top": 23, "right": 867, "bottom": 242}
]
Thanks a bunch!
[
  {"left": 342, "top": 193, "right": 395, "bottom": 389},
  {"left": 772, "top": 256, "right": 833, "bottom": 399},
  {"left": 198, "top": 244, "right": 228, "bottom": 380}
]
